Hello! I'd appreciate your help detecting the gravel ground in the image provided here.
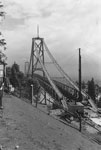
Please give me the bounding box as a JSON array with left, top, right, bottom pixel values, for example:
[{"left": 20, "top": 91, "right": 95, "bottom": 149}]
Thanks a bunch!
[{"left": 0, "top": 94, "right": 101, "bottom": 150}]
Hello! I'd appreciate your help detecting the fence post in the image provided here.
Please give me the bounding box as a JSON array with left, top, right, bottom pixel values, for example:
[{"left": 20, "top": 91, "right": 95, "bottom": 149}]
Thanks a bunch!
[
  {"left": 79, "top": 114, "right": 82, "bottom": 132},
  {"left": 19, "top": 87, "right": 22, "bottom": 98},
  {"left": 35, "top": 95, "right": 38, "bottom": 108},
  {"left": 76, "top": 110, "right": 82, "bottom": 132},
  {"left": 31, "top": 84, "right": 33, "bottom": 104},
  {"left": 0, "top": 84, "right": 3, "bottom": 109}
]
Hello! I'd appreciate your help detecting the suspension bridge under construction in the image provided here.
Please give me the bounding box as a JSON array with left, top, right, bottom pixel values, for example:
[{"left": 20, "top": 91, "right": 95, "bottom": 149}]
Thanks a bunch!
[
  {"left": 2, "top": 31, "right": 101, "bottom": 149},
  {"left": 25, "top": 31, "right": 97, "bottom": 116}
]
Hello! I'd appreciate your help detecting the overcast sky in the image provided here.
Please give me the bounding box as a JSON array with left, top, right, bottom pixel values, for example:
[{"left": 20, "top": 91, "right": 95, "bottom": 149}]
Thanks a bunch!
[{"left": 1, "top": 0, "right": 101, "bottom": 81}]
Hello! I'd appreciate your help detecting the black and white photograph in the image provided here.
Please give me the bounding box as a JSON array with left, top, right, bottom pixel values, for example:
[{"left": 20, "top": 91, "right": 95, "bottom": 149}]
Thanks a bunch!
[{"left": 0, "top": 0, "right": 101, "bottom": 149}]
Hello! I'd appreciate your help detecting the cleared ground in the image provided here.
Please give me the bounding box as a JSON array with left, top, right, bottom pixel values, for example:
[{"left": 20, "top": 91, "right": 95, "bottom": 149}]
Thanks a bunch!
[{"left": 0, "top": 94, "right": 101, "bottom": 150}]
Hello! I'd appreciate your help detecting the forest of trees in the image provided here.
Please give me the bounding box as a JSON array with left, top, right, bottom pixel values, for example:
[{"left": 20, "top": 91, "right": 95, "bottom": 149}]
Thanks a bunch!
[{"left": 6, "top": 62, "right": 40, "bottom": 99}]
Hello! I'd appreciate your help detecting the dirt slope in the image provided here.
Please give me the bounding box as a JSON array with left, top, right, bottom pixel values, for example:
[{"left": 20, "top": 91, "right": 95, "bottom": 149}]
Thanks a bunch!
[{"left": 0, "top": 94, "right": 101, "bottom": 150}]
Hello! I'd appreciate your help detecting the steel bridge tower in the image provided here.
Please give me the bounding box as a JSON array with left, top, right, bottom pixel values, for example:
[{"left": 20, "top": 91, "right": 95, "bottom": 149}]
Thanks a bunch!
[
  {"left": 28, "top": 27, "right": 47, "bottom": 104},
  {"left": 30, "top": 31, "right": 45, "bottom": 78}
]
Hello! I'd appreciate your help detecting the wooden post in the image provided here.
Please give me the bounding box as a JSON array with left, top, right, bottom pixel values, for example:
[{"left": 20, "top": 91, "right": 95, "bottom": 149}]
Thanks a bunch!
[
  {"left": 19, "top": 86, "right": 22, "bottom": 98},
  {"left": 0, "top": 84, "right": 3, "bottom": 109},
  {"left": 31, "top": 84, "right": 33, "bottom": 104},
  {"left": 44, "top": 91, "right": 46, "bottom": 105},
  {"left": 79, "top": 115, "right": 82, "bottom": 132},
  {"left": 35, "top": 95, "right": 38, "bottom": 108},
  {"left": 76, "top": 110, "right": 82, "bottom": 132}
]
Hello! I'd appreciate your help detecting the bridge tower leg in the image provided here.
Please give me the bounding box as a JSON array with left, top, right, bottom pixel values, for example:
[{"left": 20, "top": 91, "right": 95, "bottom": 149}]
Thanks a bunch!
[
  {"left": 31, "top": 37, "right": 44, "bottom": 77},
  {"left": 31, "top": 36, "right": 46, "bottom": 104}
]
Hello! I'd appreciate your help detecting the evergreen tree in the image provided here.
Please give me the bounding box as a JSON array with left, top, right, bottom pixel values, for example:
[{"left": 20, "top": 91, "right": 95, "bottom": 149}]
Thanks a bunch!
[
  {"left": 82, "top": 81, "right": 86, "bottom": 89},
  {"left": 10, "top": 63, "right": 19, "bottom": 87},
  {"left": 88, "top": 78, "right": 95, "bottom": 102},
  {"left": 12, "top": 62, "right": 20, "bottom": 73},
  {"left": 7, "top": 62, "right": 24, "bottom": 88},
  {"left": 6, "top": 67, "right": 11, "bottom": 77}
]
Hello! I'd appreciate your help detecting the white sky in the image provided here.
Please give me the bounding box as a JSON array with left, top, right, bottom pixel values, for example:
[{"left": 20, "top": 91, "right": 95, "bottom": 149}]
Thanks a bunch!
[{"left": 1, "top": 0, "right": 101, "bottom": 81}]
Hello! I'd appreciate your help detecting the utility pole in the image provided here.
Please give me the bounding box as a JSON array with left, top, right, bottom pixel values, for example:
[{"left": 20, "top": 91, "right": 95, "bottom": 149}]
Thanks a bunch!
[{"left": 79, "top": 48, "right": 82, "bottom": 102}]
